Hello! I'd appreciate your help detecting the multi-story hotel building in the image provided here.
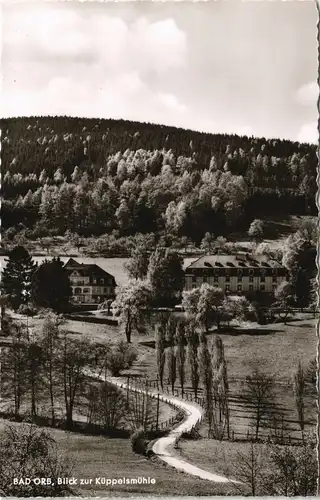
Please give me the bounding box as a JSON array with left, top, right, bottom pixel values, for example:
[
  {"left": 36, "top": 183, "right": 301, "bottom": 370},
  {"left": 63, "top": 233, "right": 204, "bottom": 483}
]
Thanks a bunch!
[
  {"left": 184, "top": 253, "right": 288, "bottom": 295},
  {"left": 64, "top": 258, "right": 116, "bottom": 304}
]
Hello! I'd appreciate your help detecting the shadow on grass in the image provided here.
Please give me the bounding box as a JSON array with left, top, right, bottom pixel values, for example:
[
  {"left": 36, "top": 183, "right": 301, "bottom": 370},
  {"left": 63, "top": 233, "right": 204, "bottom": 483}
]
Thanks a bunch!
[
  {"left": 216, "top": 327, "right": 282, "bottom": 337},
  {"left": 285, "top": 322, "right": 313, "bottom": 328},
  {"left": 0, "top": 410, "right": 131, "bottom": 439}
]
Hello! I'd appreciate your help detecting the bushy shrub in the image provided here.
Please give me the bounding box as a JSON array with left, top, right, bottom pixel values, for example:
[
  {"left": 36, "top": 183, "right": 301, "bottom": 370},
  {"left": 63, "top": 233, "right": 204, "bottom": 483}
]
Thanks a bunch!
[
  {"left": 131, "top": 428, "right": 147, "bottom": 455},
  {"left": 108, "top": 341, "right": 138, "bottom": 376},
  {"left": 17, "top": 303, "right": 38, "bottom": 316}
]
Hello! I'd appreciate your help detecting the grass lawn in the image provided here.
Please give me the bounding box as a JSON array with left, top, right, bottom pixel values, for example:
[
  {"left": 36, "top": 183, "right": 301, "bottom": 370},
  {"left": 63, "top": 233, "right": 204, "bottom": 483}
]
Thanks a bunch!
[
  {"left": 179, "top": 437, "right": 267, "bottom": 493},
  {"left": 0, "top": 418, "right": 237, "bottom": 496},
  {"left": 124, "top": 316, "right": 317, "bottom": 441}
]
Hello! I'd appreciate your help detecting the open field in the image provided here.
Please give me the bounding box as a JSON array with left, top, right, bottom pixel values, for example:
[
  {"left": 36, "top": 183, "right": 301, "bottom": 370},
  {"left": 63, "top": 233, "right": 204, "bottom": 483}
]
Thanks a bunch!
[{"left": 0, "top": 418, "right": 238, "bottom": 496}]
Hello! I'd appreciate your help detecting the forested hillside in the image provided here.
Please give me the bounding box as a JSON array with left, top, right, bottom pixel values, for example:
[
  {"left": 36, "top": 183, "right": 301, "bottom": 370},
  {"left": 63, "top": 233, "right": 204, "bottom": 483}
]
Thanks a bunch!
[{"left": 1, "top": 116, "right": 317, "bottom": 244}]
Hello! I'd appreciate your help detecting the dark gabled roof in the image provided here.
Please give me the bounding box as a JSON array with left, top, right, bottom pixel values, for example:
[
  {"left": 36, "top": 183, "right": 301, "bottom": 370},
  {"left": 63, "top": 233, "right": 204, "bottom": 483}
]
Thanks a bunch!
[
  {"left": 64, "top": 258, "right": 81, "bottom": 267},
  {"left": 64, "top": 258, "right": 115, "bottom": 281},
  {"left": 185, "top": 253, "right": 285, "bottom": 271}
]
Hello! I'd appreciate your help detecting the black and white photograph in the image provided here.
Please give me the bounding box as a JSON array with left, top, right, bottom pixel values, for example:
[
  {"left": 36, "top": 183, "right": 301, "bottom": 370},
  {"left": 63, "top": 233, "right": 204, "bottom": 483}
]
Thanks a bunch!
[{"left": 0, "top": 0, "right": 319, "bottom": 497}]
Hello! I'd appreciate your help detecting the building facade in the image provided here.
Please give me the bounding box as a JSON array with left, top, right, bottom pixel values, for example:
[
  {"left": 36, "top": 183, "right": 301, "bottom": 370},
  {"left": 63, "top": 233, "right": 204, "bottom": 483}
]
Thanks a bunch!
[
  {"left": 184, "top": 253, "right": 288, "bottom": 295},
  {"left": 64, "top": 258, "right": 116, "bottom": 304}
]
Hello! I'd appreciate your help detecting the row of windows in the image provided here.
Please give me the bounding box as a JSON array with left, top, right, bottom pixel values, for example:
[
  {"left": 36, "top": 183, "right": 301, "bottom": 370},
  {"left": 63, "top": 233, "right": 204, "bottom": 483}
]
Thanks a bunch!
[
  {"left": 197, "top": 268, "right": 280, "bottom": 276},
  {"left": 73, "top": 287, "right": 111, "bottom": 294},
  {"left": 70, "top": 274, "right": 112, "bottom": 286},
  {"left": 92, "top": 278, "right": 112, "bottom": 285},
  {"left": 192, "top": 275, "right": 278, "bottom": 283},
  {"left": 191, "top": 283, "right": 277, "bottom": 292}
]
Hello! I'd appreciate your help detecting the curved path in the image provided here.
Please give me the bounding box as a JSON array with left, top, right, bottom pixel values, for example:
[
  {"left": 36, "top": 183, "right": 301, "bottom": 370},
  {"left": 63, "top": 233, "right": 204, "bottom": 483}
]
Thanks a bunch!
[{"left": 89, "top": 370, "right": 240, "bottom": 484}]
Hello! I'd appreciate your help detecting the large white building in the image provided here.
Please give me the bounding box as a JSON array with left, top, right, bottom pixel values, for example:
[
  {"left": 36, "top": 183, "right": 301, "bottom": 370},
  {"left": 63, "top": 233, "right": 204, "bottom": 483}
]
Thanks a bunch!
[{"left": 184, "top": 253, "right": 288, "bottom": 295}]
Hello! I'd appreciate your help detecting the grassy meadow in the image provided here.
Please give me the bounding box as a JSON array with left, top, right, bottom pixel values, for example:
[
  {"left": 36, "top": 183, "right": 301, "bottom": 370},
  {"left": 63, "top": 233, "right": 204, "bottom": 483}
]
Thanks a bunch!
[{"left": 0, "top": 418, "right": 238, "bottom": 496}]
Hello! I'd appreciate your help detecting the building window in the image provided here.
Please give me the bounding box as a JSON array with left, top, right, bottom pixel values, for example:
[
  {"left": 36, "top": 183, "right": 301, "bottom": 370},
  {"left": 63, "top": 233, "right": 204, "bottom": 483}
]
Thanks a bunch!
[
  {"left": 104, "top": 287, "right": 108, "bottom": 293},
  {"left": 214, "top": 275, "right": 219, "bottom": 282},
  {"left": 192, "top": 275, "right": 197, "bottom": 282},
  {"left": 249, "top": 276, "right": 253, "bottom": 283},
  {"left": 74, "top": 287, "right": 81, "bottom": 295},
  {"left": 83, "top": 288, "right": 90, "bottom": 294},
  {"left": 272, "top": 276, "right": 277, "bottom": 283},
  {"left": 260, "top": 276, "right": 265, "bottom": 283},
  {"left": 192, "top": 283, "right": 197, "bottom": 289},
  {"left": 100, "top": 278, "right": 104, "bottom": 285},
  {"left": 249, "top": 284, "right": 253, "bottom": 291},
  {"left": 226, "top": 276, "right": 230, "bottom": 283},
  {"left": 237, "top": 284, "right": 242, "bottom": 292},
  {"left": 93, "top": 278, "right": 97, "bottom": 284},
  {"left": 203, "top": 276, "right": 208, "bottom": 283},
  {"left": 226, "top": 284, "right": 230, "bottom": 292},
  {"left": 237, "top": 275, "right": 242, "bottom": 282},
  {"left": 260, "top": 284, "right": 265, "bottom": 291},
  {"left": 249, "top": 269, "right": 254, "bottom": 275}
]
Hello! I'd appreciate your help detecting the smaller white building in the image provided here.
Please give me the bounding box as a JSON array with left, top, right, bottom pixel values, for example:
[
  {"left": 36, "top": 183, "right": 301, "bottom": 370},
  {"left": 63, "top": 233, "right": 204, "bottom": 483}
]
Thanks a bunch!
[{"left": 64, "top": 258, "right": 116, "bottom": 304}]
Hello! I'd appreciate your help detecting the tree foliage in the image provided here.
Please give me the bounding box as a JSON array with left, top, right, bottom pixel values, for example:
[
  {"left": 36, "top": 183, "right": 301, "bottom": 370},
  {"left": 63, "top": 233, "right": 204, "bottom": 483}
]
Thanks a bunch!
[
  {"left": 0, "top": 422, "right": 74, "bottom": 497},
  {"left": 155, "top": 321, "right": 166, "bottom": 390},
  {"left": 2, "top": 117, "right": 316, "bottom": 244},
  {"left": 243, "top": 367, "right": 275, "bottom": 440},
  {"left": 293, "top": 361, "right": 306, "bottom": 433},
  {"left": 31, "top": 257, "right": 72, "bottom": 312},
  {"left": 1, "top": 246, "right": 37, "bottom": 309},
  {"left": 112, "top": 280, "right": 152, "bottom": 342},
  {"left": 148, "top": 248, "right": 184, "bottom": 306}
]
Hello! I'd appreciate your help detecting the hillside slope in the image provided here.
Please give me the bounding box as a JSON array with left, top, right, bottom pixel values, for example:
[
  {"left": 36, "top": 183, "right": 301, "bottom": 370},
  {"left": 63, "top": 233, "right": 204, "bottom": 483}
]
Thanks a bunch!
[{"left": 1, "top": 116, "right": 317, "bottom": 243}]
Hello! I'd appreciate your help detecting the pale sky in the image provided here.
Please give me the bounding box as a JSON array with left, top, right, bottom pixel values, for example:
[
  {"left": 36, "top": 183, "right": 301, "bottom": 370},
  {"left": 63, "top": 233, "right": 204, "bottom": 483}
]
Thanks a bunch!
[{"left": 1, "top": 1, "right": 318, "bottom": 143}]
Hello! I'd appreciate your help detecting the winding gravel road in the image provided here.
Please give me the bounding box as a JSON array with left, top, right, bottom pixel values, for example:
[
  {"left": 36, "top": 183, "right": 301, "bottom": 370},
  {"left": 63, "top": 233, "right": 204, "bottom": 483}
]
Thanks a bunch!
[{"left": 90, "top": 372, "right": 240, "bottom": 485}]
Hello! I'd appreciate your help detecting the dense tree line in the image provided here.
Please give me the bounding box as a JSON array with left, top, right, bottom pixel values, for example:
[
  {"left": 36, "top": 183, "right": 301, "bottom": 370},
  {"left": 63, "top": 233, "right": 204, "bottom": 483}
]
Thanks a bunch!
[{"left": 1, "top": 116, "right": 317, "bottom": 244}]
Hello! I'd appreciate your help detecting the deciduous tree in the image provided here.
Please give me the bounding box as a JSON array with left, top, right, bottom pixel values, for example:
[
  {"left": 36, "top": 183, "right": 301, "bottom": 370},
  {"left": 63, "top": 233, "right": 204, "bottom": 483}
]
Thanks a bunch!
[
  {"left": 186, "top": 321, "right": 199, "bottom": 398},
  {"left": 175, "top": 321, "right": 186, "bottom": 396},
  {"left": 243, "top": 367, "right": 275, "bottom": 440},
  {"left": 248, "top": 219, "right": 265, "bottom": 243},
  {"left": 148, "top": 248, "right": 184, "bottom": 306},
  {"left": 0, "top": 423, "right": 74, "bottom": 497},
  {"left": 125, "top": 245, "right": 150, "bottom": 280},
  {"left": 113, "top": 280, "right": 152, "bottom": 343},
  {"left": 293, "top": 361, "right": 306, "bottom": 436},
  {"left": 155, "top": 321, "right": 166, "bottom": 390}
]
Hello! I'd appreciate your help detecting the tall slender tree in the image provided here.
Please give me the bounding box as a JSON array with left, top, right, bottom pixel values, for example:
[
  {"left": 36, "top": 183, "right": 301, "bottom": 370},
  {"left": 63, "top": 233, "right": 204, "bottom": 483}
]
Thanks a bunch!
[
  {"left": 199, "top": 334, "right": 213, "bottom": 431},
  {"left": 293, "top": 361, "right": 306, "bottom": 437},
  {"left": 40, "top": 316, "right": 60, "bottom": 425},
  {"left": 155, "top": 321, "right": 166, "bottom": 390},
  {"left": 212, "top": 335, "right": 230, "bottom": 437},
  {"left": 186, "top": 321, "right": 199, "bottom": 398},
  {"left": 167, "top": 346, "right": 177, "bottom": 394},
  {"left": 175, "top": 322, "right": 186, "bottom": 396}
]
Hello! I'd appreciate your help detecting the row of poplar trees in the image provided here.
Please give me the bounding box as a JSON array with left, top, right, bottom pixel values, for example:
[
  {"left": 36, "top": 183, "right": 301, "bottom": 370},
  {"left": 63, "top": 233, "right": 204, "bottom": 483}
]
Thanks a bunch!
[{"left": 155, "top": 316, "right": 230, "bottom": 439}]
